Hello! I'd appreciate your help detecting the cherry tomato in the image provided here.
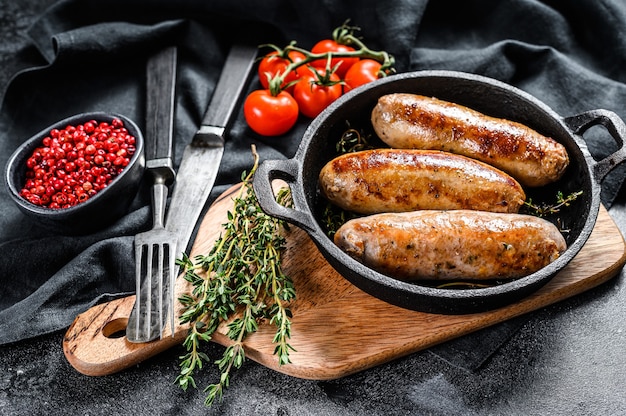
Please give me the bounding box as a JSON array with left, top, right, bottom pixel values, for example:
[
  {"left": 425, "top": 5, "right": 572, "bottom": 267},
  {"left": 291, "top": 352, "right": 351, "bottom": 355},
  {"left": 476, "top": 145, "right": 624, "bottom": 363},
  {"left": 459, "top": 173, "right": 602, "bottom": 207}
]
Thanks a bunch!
[
  {"left": 292, "top": 69, "right": 343, "bottom": 118},
  {"left": 258, "top": 50, "right": 306, "bottom": 92},
  {"left": 243, "top": 89, "right": 299, "bottom": 136},
  {"left": 343, "top": 59, "right": 383, "bottom": 93},
  {"left": 310, "top": 39, "right": 359, "bottom": 78}
]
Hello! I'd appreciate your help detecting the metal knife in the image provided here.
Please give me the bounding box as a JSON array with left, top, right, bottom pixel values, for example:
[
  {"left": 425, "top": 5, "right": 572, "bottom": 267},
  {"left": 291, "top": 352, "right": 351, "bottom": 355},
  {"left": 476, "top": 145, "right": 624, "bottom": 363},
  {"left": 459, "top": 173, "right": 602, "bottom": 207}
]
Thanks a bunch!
[{"left": 164, "top": 44, "right": 258, "bottom": 328}]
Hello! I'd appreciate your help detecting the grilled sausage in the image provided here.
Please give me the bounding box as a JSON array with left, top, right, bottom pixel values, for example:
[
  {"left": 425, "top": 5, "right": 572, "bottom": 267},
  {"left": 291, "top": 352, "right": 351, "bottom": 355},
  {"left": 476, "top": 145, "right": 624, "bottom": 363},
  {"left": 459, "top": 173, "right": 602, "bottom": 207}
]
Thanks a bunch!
[
  {"left": 319, "top": 148, "right": 526, "bottom": 214},
  {"left": 371, "top": 93, "right": 569, "bottom": 187},
  {"left": 334, "top": 210, "right": 567, "bottom": 281}
]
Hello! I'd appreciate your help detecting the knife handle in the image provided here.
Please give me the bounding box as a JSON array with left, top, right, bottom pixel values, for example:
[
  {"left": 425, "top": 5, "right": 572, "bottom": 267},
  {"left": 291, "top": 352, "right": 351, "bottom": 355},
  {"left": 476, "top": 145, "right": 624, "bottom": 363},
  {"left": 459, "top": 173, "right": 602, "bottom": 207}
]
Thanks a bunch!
[
  {"left": 145, "top": 46, "right": 177, "bottom": 182},
  {"left": 199, "top": 44, "right": 258, "bottom": 136}
]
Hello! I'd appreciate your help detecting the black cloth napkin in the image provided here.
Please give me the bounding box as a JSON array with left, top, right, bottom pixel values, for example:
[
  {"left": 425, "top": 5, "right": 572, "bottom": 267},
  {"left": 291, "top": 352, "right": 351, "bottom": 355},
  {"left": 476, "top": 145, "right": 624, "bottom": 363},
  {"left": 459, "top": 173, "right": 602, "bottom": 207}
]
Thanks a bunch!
[{"left": 2, "top": 0, "right": 626, "bottom": 372}]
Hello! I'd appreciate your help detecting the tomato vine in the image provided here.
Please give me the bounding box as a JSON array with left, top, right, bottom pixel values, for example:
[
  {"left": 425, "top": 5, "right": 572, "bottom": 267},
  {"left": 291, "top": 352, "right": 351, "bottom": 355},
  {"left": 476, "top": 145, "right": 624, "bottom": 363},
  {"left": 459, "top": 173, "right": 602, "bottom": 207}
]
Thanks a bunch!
[{"left": 244, "top": 20, "right": 396, "bottom": 136}]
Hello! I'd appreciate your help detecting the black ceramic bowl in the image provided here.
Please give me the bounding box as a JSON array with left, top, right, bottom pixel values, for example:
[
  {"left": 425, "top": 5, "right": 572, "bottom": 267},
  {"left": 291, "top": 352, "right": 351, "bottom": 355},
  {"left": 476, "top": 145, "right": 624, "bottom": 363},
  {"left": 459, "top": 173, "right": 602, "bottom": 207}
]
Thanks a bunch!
[
  {"left": 253, "top": 70, "right": 626, "bottom": 314},
  {"left": 5, "top": 112, "right": 145, "bottom": 235}
]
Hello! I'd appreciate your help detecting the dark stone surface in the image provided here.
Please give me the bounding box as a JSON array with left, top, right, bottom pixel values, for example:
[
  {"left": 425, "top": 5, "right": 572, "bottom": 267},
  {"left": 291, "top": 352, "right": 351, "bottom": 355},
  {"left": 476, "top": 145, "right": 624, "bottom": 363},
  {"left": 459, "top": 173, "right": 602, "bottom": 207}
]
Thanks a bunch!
[{"left": 1, "top": 1, "right": 626, "bottom": 415}]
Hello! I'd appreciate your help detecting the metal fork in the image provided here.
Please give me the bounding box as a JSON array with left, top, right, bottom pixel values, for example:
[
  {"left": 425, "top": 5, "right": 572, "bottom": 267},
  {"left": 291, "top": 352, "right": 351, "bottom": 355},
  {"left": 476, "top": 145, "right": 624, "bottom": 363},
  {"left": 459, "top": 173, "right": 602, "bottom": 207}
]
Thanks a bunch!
[{"left": 126, "top": 46, "right": 178, "bottom": 343}]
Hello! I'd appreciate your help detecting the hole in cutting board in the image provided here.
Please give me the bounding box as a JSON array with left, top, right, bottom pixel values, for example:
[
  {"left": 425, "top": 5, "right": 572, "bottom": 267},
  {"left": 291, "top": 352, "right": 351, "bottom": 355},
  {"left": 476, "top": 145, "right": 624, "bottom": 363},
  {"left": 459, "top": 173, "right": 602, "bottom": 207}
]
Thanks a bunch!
[{"left": 102, "top": 318, "right": 128, "bottom": 339}]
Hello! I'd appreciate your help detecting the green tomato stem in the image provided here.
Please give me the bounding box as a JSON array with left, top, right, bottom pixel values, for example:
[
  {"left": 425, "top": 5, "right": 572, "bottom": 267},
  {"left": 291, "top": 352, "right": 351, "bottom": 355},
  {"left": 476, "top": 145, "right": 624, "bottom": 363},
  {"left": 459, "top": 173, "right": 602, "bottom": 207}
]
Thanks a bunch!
[{"left": 264, "top": 23, "right": 395, "bottom": 95}]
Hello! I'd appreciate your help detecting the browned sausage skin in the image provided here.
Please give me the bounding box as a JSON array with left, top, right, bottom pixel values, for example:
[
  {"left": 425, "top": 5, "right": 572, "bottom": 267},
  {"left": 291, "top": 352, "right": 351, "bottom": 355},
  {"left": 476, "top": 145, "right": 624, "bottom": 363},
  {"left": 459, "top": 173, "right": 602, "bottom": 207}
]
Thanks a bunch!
[
  {"left": 319, "top": 148, "right": 526, "bottom": 214},
  {"left": 371, "top": 93, "right": 569, "bottom": 187},
  {"left": 334, "top": 210, "right": 567, "bottom": 281}
]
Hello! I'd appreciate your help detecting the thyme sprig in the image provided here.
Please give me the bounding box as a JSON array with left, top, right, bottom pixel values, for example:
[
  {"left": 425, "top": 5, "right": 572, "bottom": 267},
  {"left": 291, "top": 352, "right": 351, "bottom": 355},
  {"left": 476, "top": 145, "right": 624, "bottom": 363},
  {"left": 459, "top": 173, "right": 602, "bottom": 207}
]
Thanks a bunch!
[
  {"left": 321, "top": 203, "right": 359, "bottom": 239},
  {"left": 176, "top": 146, "right": 295, "bottom": 407},
  {"left": 522, "top": 190, "right": 583, "bottom": 217},
  {"left": 336, "top": 122, "right": 374, "bottom": 154}
]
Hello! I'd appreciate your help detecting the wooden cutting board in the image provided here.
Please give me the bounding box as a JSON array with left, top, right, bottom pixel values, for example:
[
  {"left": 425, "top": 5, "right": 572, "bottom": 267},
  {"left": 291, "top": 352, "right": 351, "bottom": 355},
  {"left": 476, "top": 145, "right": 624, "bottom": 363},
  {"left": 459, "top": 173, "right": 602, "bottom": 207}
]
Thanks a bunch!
[{"left": 63, "top": 184, "right": 626, "bottom": 379}]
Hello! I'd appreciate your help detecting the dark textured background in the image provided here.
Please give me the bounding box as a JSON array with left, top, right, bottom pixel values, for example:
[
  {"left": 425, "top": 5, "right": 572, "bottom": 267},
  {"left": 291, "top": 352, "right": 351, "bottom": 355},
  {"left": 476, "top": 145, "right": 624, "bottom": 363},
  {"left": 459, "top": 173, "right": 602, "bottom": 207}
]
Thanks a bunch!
[{"left": 2, "top": 1, "right": 626, "bottom": 415}]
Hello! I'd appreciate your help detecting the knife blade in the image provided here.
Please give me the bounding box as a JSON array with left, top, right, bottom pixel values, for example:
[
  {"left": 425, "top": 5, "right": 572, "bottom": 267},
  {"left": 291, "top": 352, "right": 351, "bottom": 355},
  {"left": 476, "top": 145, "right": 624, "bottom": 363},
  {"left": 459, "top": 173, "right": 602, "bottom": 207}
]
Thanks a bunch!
[{"left": 164, "top": 44, "right": 258, "bottom": 327}]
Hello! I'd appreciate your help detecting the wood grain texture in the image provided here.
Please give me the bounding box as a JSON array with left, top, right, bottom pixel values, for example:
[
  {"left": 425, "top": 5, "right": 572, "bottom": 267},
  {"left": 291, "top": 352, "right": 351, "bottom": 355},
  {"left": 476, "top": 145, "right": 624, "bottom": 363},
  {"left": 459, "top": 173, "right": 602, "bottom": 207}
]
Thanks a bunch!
[{"left": 63, "top": 184, "right": 626, "bottom": 379}]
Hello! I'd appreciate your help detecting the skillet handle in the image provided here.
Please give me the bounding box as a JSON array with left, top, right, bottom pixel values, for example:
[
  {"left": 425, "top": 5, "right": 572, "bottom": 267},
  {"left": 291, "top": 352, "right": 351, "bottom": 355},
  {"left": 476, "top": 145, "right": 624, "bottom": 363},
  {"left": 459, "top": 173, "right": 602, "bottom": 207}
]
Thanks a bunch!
[
  {"left": 563, "top": 109, "right": 626, "bottom": 182},
  {"left": 252, "top": 158, "right": 318, "bottom": 233}
]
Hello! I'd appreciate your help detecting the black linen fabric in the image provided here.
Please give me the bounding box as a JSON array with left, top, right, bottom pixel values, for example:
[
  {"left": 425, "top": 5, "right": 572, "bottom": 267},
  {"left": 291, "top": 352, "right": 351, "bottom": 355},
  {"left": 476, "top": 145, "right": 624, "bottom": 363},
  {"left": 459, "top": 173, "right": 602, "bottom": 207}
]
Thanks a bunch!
[{"left": 1, "top": 0, "right": 625, "bottom": 371}]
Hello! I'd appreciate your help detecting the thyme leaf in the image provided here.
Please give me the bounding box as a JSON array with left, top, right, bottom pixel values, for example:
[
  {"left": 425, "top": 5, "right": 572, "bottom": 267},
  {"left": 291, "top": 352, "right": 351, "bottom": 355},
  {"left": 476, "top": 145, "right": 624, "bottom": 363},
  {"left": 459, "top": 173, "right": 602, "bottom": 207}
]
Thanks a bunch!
[{"left": 176, "top": 145, "right": 295, "bottom": 407}]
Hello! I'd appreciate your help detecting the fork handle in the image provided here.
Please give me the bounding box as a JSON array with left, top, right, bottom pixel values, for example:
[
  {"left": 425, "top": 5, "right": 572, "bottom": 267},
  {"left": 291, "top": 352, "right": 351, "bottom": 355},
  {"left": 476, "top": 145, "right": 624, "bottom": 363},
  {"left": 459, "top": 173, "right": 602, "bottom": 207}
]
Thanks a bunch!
[
  {"left": 146, "top": 46, "right": 177, "bottom": 163},
  {"left": 145, "top": 45, "right": 177, "bottom": 228},
  {"left": 145, "top": 45, "right": 177, "bottom": 187}
]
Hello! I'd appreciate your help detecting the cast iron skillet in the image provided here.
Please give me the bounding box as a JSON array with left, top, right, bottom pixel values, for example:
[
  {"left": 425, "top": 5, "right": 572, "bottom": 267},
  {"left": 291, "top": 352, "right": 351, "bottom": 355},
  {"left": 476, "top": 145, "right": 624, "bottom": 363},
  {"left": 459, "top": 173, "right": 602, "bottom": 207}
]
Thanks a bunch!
[{"left": 253, "top": 70, "right": 626, "bottom": 314}]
